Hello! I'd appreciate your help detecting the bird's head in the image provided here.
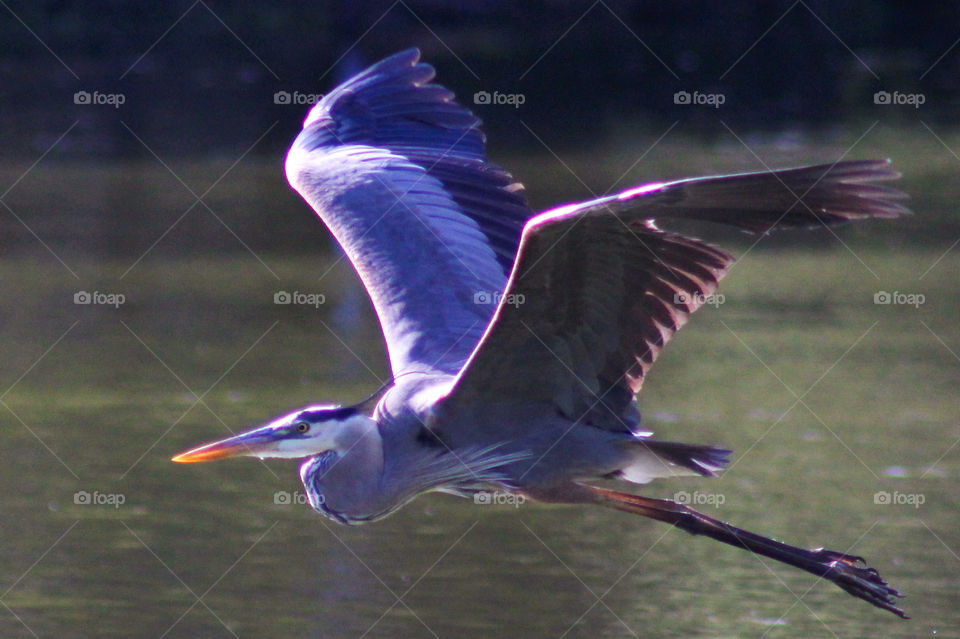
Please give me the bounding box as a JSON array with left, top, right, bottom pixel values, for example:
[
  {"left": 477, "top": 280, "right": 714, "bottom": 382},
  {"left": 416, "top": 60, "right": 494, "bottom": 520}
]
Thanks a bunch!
[{"left": 172, "top": 404, "right": 374, "bottom": 463}]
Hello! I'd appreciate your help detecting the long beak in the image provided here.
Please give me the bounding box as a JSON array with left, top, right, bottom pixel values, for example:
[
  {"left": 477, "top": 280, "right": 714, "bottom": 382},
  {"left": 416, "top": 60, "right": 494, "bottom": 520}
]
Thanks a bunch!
[{"left": 172, "top": 427, "right": 280, "bottom": 463}]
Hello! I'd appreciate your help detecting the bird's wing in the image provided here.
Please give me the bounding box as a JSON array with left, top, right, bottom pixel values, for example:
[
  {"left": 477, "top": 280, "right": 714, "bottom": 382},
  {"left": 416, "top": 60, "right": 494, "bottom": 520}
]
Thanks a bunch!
[
  {"left": 442, "top": 161, "right": 908, "bottom": 431},
  {"left": 285, "top": 49, "right": 532, "bottom": 376}
]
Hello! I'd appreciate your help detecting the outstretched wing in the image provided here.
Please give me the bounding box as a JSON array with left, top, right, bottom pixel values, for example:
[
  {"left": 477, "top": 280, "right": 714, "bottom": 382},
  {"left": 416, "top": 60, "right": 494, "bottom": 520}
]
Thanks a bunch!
[
  {"left": 285, "top": 49, "right": 532, "bottom": 376},
  {"left": 443, "top": 161, "right": 908, "bottom": 432}
]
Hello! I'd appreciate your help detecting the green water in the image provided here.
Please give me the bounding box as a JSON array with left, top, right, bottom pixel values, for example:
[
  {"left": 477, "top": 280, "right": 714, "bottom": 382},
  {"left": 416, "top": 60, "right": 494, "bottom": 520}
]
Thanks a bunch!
[{"left": 1, "top": 244, "right": 956, "bottom": 638}]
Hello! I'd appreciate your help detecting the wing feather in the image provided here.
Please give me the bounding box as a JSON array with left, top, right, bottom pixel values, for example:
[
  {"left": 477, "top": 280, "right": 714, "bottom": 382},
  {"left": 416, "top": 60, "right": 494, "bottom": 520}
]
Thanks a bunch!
[
  {"left": 443, "top": 161, "right": 908, "bottom": 432},
  {"left": 286, "top": 49, "right": 533, "bottom": 375}
]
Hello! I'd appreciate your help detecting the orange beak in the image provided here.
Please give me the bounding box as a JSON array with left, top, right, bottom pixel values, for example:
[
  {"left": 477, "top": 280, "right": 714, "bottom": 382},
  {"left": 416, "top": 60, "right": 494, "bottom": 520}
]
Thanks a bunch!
[{"left": 172, "top": 428, "right": 280, "bottom": 463}]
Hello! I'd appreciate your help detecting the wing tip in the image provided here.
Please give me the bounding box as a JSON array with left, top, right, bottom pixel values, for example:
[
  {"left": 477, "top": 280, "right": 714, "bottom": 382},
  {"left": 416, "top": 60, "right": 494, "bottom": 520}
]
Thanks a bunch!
[
  {"left": 301, "top": 47, "right": 434, "bottom": 129},
  {"left": 371, "top": 47, "right": 431, "bottom": 82}
]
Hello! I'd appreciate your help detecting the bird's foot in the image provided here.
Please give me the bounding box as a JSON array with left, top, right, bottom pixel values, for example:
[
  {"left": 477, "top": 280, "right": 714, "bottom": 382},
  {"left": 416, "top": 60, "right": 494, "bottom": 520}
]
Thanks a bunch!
[{"left": 812, "top": 548, "right": 908, "bottom": 618}]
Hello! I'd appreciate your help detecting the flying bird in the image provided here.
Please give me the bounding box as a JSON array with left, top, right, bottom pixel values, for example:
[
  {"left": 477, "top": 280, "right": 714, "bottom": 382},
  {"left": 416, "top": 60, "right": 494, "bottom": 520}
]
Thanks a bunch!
[{"left": 174, "top": 49, "right": 909, "bottom": 617}]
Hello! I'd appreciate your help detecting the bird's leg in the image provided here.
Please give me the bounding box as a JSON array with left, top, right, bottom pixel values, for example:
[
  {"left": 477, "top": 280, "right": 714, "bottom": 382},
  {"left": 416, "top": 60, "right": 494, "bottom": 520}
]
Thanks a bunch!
[{"left": 588, "top": 486, "right": 907, "bottom": 618}]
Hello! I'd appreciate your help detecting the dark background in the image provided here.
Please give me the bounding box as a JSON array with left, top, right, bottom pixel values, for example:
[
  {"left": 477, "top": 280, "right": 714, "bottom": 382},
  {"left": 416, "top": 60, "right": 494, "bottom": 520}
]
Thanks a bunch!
[{"left": 0, "top": 0, "right": 955, "bottom": 255}]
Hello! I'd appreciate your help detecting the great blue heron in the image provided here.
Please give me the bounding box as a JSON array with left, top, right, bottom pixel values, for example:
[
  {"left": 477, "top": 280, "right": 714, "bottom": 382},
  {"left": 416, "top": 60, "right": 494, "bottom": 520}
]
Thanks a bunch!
[{"left": 173, "top": 49, "right": 909, "bottom": 617}]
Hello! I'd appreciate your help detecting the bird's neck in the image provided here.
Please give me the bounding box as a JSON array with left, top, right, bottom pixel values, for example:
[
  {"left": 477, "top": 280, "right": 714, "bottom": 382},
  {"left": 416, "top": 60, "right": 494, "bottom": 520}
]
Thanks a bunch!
[{"left": 301, "top": 415, "right": 393, "bottom": 523}]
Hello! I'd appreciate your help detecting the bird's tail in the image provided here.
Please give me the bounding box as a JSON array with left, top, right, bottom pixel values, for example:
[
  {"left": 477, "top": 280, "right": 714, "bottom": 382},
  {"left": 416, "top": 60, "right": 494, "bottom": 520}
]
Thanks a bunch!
[{"left": 619, "top": 439, "right": 731, "bottom": 484}]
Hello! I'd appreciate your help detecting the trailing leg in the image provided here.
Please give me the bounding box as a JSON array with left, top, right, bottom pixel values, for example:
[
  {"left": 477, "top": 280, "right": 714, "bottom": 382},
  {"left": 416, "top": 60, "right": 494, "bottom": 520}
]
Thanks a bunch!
[{"left": 588, "top": 485, "right": 907, "bottom": 618}]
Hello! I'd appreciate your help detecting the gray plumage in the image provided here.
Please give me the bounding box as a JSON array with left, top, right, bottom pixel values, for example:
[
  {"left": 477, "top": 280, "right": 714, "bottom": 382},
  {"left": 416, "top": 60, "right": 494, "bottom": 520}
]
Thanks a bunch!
[{"left": 174, "top": 49, "right": 909, "bottom": 618}]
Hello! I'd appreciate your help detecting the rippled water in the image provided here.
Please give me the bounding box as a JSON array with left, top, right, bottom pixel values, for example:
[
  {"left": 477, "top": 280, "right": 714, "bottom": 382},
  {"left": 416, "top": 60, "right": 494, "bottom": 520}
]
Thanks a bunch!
[{"left": 1, "top": 247, "right": 957, "bottom": 638}]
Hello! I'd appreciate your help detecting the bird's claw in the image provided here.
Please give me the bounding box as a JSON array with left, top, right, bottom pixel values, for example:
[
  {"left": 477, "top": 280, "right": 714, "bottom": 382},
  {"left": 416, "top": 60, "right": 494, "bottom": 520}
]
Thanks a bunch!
[{"left": 822, "top": 554, "right": 908, "bottom": 618}]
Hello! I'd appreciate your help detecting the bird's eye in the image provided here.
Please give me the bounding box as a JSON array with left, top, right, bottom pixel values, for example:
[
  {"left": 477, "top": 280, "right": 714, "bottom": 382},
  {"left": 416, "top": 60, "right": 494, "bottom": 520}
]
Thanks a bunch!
[{"left": 295, "top": 422, "right": 310, "bottom": 433}]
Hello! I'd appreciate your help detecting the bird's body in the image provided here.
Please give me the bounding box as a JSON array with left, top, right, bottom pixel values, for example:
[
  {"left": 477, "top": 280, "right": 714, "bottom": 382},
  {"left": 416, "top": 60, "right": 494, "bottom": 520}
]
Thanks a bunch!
[
  {"left": 174, "top": 49, "right": 909, "bottom": 617},
  {"left": 309, "top": 384, "right": 695, "bottom": 523}
]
